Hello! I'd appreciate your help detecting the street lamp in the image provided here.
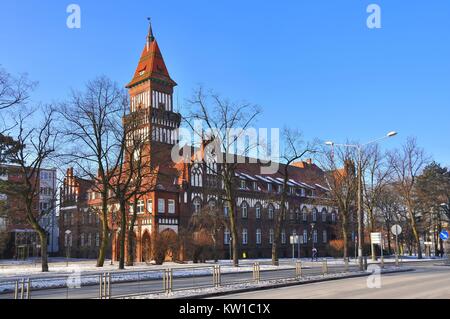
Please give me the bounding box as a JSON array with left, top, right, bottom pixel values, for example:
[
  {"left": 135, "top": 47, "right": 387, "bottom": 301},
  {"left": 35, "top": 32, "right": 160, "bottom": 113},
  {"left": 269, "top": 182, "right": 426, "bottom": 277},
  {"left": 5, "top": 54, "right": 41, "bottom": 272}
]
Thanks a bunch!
[
  {"left": 310, "top": 223, "right": 316, "bottom": 261},
  {"left": 325, "top": 131, "right": 398, "bottom": 271}
]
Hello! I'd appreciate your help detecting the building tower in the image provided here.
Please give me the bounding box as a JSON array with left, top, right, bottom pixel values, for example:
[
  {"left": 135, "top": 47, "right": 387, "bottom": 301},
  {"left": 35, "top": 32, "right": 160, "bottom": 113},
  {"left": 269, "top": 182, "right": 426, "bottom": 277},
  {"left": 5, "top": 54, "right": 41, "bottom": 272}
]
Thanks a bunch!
[{"left": 126, "top": 19, "right": 181, "bottom": 146}]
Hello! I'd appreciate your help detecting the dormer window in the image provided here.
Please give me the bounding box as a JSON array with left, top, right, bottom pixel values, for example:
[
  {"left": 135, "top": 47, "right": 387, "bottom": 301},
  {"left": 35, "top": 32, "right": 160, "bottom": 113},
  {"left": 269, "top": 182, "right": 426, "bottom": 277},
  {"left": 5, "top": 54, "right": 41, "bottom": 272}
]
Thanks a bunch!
[
  {"left": 267, "top": 183, "right": 272, "bottom": 192},
  {"left": 240, "top": 180, "right": 246, "bottom": 189},
  {"left": 139, "top": 70, "right": 145, "bottom": 76}
]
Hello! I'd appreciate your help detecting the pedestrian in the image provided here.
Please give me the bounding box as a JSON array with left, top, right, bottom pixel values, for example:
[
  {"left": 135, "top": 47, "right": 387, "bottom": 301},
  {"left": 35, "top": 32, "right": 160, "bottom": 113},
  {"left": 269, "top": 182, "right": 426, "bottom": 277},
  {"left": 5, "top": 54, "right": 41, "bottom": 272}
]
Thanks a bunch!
[{"left": 312, "top": 248, "right": 318, "bottom": 261}]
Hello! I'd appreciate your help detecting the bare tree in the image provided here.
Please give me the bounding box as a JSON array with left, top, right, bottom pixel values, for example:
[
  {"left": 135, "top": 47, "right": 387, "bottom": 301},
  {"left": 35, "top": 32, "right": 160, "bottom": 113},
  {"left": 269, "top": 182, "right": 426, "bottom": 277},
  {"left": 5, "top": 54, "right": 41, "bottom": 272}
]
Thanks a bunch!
[
  {"left": 362, "top": 145, "right": 392, "bottom": 260},
  {"left": 59, "top": 76, "right": 127, "bottom": 267},
  {"left": 271, "top": 128, "right": 316, "bottom": 266},
  {"left": 5, "top": 107, "right": 57, "bottom": 271},
  {"left": 184, "top": 87, "right": 261, "bottom": 267},
  {"left": 388, "top": 137, "right": 429, "bottom": 259},
  {"left": 318, "top": 145, "right": 358, "bottom": 261},
  {"left": 0, "top": 67, "right": 35, "bottom": 111}
]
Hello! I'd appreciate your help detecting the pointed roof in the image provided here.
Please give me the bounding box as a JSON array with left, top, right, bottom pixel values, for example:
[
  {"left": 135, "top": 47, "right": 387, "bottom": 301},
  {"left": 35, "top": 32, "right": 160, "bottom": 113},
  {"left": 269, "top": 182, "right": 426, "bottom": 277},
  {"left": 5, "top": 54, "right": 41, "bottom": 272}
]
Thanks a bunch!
[{"left": 126, "top": 21, "right": 176, "bottom": 89}]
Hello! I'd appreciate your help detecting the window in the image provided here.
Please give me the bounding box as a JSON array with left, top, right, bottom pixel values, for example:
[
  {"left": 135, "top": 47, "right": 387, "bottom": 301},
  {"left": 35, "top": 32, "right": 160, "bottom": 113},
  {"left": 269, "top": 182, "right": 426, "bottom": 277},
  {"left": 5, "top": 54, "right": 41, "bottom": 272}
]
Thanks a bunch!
[
  {"left": 331, "top": 212, "right": 336, "bottom": 223},
  {"left": 242, "top": 228, "right": 248, "bottom": 245},
  {"left": 295, "top": 209, "right": 300, "bottom": 220},
  {"left": 256, "top": 229, "right": 261, "bottom": 244},
  {"left": 303, "top": 229, "right": 308, "bottom": 243},
  {"left": 241, "top": 202, "right": 248, "bottom": 218},
  {"left": 301, "top": 188, "right": 306, "bottom": 197},
  {"left": 289, "top": 210, "right": 294, "bottom": 220},
  {"left": 281, "top": 229, "right": 286, "bottom": 244},
  {"left": 267, "top": 183, "right": 272, "bottom": 192},
  {"left": 322, "top": 209, "right": 327, "bottom": 222},
  {"left": 256, "top": 205, "right": 261, "bottom": 219},
  {"left": 253, "top": 181, "right": 258, "bottom": 190},
  {"left": 240, "top": 180, "right": 246, "bottom": 189},
  {"left": 302, "top": 208, "right": 308, "bottom": 222},
  {"left": 193, "top": 198, "right": 201, "bottom": 214},
  {"left": 95, "top": 233, "right": 100, "bottom": 247},
  {"left": 137, "top": 200, "right": 145, "bottom": 214},
  {"left": 312, "top": 209, "right": 317, "bottom": 222},
  {"left": 268, "top": 205, "right": 274, "bottom": 220},
  {"left": 269, "top": 229, "right": 274, "bottom": 244},
  {"left": 158, "top": 198, "right": 165, "bottom": 213},
  {"left": 313, "top": 230, "right": 318, "bottom": 243},
  {"left": 147, "top": 199, "right": 153, "bottom": 213},
  {"left": 168, "top": 199, "right": 175, "bottom": 214},
  {"left": 224, "top": 229, "right": 230, "bottom": 244},
  {"left": 80, "top": 233, "right": 85, "bottom": 247},
  {"left": 224, "top": 202, "right": 229, "bottom": 217},
  {"left": 323, "top": 230, "right": 327, "bottom": 243}
]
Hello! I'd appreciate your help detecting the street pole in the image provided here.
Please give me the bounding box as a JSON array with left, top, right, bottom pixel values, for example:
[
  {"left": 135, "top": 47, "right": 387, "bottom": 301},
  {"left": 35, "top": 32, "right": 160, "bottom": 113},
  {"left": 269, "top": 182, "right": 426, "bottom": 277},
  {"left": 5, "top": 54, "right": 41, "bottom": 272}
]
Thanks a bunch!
[
  {"left": 395, "top": 233, "right": 399, "bottom": 266},
  {"left": 297, "top": 237, "right": 300, "bottom": 260},
  {"left": 357, "top": 146, "right": 363, "bottom": 271},
  {"left": 229, "top": 236, "right": 232, "bottom": 262}
]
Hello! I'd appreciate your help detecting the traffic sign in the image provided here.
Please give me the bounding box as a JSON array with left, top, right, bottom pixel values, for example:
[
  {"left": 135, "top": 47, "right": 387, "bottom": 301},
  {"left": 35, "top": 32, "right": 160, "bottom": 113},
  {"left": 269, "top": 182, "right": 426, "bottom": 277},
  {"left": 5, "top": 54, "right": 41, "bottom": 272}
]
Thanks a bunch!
[
  {"left": 290, "top": 235, "right": 299, "bottom": 244},
  {"left": 440, "top": 230, "right": 449, "bottom": 241},
  {"left": 391, "top": 225, "right": 402, "bottom": 236},
  {"left": 371, "top": 232, "right": 382, "bottom": 244}
]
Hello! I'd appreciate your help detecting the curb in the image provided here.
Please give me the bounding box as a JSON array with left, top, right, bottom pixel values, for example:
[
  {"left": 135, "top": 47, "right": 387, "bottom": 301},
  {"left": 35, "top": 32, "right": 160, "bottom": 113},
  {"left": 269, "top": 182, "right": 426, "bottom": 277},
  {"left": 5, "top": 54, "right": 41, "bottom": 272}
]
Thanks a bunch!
[{"left": 176, "top": 268, "right": 415, "bottom": 299}]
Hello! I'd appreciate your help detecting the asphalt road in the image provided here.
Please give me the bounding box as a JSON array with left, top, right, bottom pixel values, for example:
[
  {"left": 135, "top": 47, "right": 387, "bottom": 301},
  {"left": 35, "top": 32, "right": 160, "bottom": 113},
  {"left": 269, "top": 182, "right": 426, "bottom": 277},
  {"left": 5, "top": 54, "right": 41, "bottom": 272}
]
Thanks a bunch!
[
  {"left": 211, "top": 262, "right": 450, "bottom": 299},
  {"left": 0, "top": 260, "right": 441, "bottom": 299}
]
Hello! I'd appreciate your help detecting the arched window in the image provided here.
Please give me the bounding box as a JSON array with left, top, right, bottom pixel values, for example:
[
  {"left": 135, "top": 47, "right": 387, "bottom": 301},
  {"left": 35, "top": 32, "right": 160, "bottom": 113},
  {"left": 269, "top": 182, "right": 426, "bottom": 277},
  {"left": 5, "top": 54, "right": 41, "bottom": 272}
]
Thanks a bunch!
[
  {"left": 302, "top": 207, "right": 308, "bottom": 222},
  {"left": 281, "top": 229, "right": 286, "bottom": 244},
  {"left": 193, "top": 198, "right": 202, "bottom": 214},
  {"left": 256, "top": 229, "right": 262, "bottom": 244},
  {"left": 80, "top": 233, "right": 85, "bottom": 247},
  {"left": 295, "top": 208, "right": 300, "bottom": 220},
  {"left": 313, "top": 230, "right": 318, "bottom": 243},
  {"left": 268, "top": 204, "right": 274, "bottom": 220},
  {"left": 322, "top": 230, "right": 327, "bottom": 243},
  {"left": 312, "top": 208, "right": 317, "bottom": 222},
  {"left": 303, "top": 229, "right": 308, "bottom": 243},
  {"left": 322, "top": 208, "right": 327, "bottom": 222},
  {"left": 331, "top": 211, "right": 336, "bottom": 223},
  {"left": 190, "top": 163, "right": 203, "bottom": 187},
  {"left": 255, "top": 203, "right": 261, "bottom": 219},
  {"left": 241, "top": 202, "right": 248, "bottom": 218}
]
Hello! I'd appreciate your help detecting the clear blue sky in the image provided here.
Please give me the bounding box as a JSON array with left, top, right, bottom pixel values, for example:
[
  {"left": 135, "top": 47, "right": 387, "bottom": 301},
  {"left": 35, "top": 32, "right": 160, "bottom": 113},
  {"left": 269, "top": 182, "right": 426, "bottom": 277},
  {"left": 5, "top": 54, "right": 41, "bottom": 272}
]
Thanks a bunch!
[{"left": 1, "top": 0, "right": 449, "bottom": 165}]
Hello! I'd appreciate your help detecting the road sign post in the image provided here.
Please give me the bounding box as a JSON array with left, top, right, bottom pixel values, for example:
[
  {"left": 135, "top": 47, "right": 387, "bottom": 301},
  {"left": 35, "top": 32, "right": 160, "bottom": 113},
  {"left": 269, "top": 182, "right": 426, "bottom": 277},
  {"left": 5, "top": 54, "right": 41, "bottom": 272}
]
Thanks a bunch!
[
  {"left": 439, "top": 230, "right": 449, "bottom": 265},
  {"left": 391, "top": 225, "right": 402, "bottom": 267}
]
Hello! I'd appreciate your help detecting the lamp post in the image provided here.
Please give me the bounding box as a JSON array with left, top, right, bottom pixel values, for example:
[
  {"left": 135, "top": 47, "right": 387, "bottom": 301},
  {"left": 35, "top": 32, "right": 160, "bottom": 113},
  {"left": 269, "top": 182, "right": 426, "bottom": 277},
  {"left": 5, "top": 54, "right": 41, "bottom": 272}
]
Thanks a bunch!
[
  {"left": 311, "top": 223, "right": 315, "bottom": 261},
  {"left": 325, "top": 131, "right": 398, "bottom": 271}
]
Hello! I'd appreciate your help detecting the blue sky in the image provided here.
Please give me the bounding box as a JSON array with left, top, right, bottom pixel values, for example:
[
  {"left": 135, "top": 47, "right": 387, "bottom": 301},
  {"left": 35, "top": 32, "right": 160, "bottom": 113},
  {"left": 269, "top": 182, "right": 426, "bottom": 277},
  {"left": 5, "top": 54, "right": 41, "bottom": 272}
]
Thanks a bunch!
[{"left": 1, "top": 0, "right": 449, "bottom": 165}]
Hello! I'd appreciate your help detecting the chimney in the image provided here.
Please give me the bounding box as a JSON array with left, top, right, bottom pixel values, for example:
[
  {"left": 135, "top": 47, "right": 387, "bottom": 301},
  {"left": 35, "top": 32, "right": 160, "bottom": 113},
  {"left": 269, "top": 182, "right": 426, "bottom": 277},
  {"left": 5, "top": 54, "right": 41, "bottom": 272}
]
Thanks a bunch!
[{"left": 306, "top": 158, "right": 313, "bottom": 165}]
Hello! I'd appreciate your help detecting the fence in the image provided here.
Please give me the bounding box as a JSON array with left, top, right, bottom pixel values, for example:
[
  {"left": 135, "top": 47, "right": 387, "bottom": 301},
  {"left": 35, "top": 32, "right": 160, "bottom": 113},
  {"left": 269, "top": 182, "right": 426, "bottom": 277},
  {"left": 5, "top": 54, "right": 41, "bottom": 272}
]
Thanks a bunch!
[{"left": 0, "top": 259, "right": 389, "bottom": 299}]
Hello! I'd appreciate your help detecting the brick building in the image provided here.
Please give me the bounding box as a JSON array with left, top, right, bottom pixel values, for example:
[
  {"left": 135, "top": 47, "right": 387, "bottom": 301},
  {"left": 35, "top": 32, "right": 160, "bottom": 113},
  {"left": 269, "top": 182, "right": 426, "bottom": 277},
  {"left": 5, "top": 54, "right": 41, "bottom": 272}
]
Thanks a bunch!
[
  {"left": 0, "top": 164, "right": 58, "bottom": 259},
  {"left": 80, "top": 22, "right": 338, "bottom": 263},
  {"left": 59, "top": 168, "right": 104, "bottom": 259}
]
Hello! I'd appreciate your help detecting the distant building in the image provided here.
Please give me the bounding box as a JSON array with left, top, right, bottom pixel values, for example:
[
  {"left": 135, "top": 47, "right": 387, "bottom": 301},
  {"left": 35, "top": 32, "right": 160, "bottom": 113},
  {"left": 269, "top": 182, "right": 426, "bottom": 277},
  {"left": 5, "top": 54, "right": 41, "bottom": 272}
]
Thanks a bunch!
[
  {"left": 0, "top": 165, "right": 58, "bottom": 259},
  {"left": 59, "top": 168, "right": 103, "bottom": 259}
]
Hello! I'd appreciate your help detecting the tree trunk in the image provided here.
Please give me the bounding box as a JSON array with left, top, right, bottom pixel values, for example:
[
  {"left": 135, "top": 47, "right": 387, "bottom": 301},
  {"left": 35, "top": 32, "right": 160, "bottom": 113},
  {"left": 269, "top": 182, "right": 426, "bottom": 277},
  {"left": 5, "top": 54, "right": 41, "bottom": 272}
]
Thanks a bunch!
[
  {"left": 96, "top": 193, "right": 110, "bottom": 267},
  {"left": 342, "top": 227, "right": 348, "bottom": 261},
  {"left": 119, "top": 200, "right": 127, "bottom": 270},
  {"left": 38, "top": 231, "right": 49, "bottom": 272}
]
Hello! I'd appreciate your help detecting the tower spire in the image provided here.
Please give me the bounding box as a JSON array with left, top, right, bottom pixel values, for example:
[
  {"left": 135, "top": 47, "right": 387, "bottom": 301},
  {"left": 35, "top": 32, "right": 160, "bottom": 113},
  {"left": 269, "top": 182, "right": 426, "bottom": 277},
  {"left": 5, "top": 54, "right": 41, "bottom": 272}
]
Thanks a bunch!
[{"left": 147, "top": 17, "right": 155, "bottom": 47}]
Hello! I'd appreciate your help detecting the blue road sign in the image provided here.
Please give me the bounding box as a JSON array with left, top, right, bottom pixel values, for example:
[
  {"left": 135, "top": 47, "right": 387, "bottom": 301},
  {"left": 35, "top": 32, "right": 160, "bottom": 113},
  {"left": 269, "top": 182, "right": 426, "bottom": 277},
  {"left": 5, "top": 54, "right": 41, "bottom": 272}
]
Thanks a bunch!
[{"left": 439, "top": 230, "right": 449, "bottom": 241}]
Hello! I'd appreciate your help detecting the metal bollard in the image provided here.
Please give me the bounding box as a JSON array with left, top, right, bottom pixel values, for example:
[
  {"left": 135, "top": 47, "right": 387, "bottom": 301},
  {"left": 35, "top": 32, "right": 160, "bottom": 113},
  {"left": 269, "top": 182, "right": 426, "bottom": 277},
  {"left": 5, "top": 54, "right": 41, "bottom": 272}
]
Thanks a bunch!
[
  {"left": 363, "top": 256, "right": 368, "bottom": 271},
  {"left": 107, "top": 273, "right": 111, "bottom": 299},
  {"left": 102, "top": 273, "right": 107, "bottom": 299},
  {"left": 213, "top": 265, "right": 221, "bottom": 288},
  {"left": 164, "top": 269, "right": 172, "bottom": 294},
  {"left": 380, "top": 256, "right": 385, "bottom": 269},
  {"left": 295, "top": 261, "right": 302, "bottom": 279},
  {"left": 14, "top": 280, "right": 18, "bottom": 300},
  {"left": 253, "top": 262, "right": 260, "bottom": 283},
  {"left": 20, "top": 279, "right": 25, "bottom": 299},
  {"left": 98, "top": 274, "right": 103, "bottom": 299},
  {"left": 344, "top": 259, "right": 349, "bottom": 272},
  {"left": 26, "top": 278, "right": 31, "bottom": 299},
  {"left": 322, "top": 260, "right": 328, "bottom": 275}
]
